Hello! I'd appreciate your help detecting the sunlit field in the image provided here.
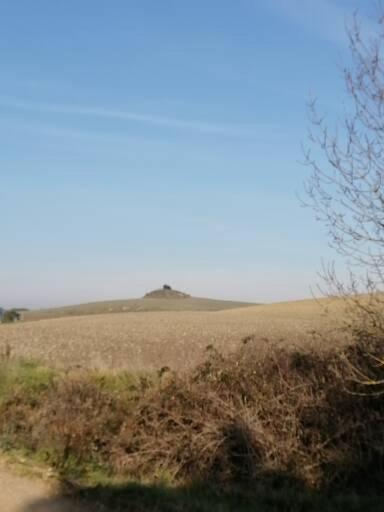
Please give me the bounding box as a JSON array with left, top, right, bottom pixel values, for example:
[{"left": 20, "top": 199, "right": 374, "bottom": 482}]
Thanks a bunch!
[{"left": 0, "top": 298, "right": 347, "bottom": 372}]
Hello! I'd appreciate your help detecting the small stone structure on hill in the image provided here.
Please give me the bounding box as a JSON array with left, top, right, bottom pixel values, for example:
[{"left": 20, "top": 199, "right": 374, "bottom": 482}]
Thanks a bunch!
[{"left": 143, "top": 285, "right": 190, "bottom": 299}]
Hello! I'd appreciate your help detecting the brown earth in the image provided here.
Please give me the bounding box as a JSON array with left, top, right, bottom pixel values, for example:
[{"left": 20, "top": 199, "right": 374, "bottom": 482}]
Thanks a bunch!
[
  {"left": 0, "top": 460, "right": 85, "bottom": 512},
  {"left": 0, "top": 298, "right": 347, "bottom": 372}
]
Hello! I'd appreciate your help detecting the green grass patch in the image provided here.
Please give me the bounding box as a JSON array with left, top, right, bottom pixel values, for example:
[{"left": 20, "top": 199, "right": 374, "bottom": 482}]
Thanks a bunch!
[
  {"left": 88, "top": 369, "right": 157, "bottom": 397},
  {"left": 0, "top": 359, "right": 57, "bottom": 401}
]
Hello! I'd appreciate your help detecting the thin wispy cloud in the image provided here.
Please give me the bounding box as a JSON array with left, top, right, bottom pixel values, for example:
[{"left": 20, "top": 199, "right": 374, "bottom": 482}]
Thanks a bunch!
[
  {"left": 0, "top": 97, "right": 275, "bottom": 138},
  {"left": 265, "top": 0, "right": 375, "bottom": 47}
]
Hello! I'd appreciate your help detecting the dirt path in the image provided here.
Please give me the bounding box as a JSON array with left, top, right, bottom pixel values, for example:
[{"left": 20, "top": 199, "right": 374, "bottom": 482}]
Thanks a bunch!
[{"left": 0, "top": 461, "right": 85, "bottom": 512}]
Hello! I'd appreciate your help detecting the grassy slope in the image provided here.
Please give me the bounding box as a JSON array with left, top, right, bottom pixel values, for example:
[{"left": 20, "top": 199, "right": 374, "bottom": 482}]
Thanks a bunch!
[{"left": 22, "top": 297, "right": 255, "bottom": 322}]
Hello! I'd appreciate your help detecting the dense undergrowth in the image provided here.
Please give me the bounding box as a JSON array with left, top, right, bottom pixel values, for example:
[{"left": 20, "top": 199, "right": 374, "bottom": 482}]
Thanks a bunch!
[{"left": 1, "top": 334, "right": 384, "bottom": 511}]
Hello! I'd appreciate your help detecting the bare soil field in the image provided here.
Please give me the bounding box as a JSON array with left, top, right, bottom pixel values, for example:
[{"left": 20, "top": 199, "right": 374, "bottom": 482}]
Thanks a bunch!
[{"left": 0, "top": 298, "right": 347, "bottom": 372}]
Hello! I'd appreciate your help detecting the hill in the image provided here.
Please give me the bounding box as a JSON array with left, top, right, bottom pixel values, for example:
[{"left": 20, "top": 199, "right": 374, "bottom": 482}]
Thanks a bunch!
[
  {"left": 143, "top": 285, "right": 190, "bottom": 299},
  {"left": 22, "top": 296, "right": 255, "bottom": 322}
]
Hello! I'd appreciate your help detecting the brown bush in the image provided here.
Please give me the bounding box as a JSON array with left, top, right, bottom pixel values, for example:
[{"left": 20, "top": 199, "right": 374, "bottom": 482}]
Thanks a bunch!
[
  {"left": 112, "top": 339, "right": 384, "bottom": 490},
  {"left": 0, "top": 375, "right": 130, "bottom": 474},
  {"left": 1, "top": 336, "right": 384, "bottom": 492}
]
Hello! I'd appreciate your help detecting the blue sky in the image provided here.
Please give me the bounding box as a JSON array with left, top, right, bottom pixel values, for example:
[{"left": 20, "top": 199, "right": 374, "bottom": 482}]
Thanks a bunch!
[{"left": 0, "top": 0, "right": 374, "bottom": 308}]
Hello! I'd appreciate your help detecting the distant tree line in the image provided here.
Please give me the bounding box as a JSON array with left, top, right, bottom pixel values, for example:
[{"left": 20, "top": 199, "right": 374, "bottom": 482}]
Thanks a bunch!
[{"left": 1, "top": 309, "right": 22, "bottom": 324}]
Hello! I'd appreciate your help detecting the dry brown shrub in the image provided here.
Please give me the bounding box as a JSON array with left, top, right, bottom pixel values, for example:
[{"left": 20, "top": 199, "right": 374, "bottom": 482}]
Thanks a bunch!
[
  {"left": 112, "top": 339, "right": 384, "bottom": 490},
  {"left": 34, "top": 378, "right": 128, "bottom": 467},
  {"left": 0, "top": 376, "right": 129, "bottom": 472},
  {"left": 1, "top": 335, "right": 384, "bottom": 492}
]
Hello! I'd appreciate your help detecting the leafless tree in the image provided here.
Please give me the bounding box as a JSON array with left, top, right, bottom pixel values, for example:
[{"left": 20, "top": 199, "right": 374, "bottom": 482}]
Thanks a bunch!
[
  {"left": 304, "top": 10, "right": 384, "bottom": 389},
  {"left": 305, "top": 11, "right": 384, "bottom": 292}
]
